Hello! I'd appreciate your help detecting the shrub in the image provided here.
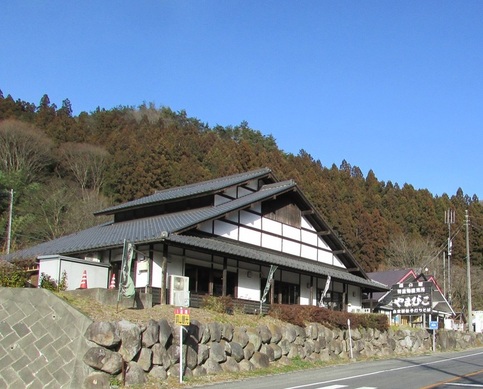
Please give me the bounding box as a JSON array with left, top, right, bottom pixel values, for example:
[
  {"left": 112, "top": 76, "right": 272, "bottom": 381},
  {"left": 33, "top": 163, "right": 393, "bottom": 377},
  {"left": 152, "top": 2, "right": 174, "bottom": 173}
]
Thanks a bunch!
[
  {"left": 268, "top": 304, "right": 389, "bottom": 331},
  {"left": 40, "top": 270, "right": 68, "bottom": 292},
  {"left": 201, "top": 295, "right": 234, "bottom": 313},
  {"left": 0, "top": 264, "right": 29, "bottom": 287}
]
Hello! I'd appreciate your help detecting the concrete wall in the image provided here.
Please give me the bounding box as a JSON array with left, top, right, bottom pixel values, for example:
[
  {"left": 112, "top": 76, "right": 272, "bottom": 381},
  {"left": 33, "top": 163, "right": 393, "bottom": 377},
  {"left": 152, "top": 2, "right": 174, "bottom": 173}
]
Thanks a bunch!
[
  {"left": 38, "top": 255, "right": 110, "bottom": 290},
  {"left": 0, "top": 288, "right": 93, "bottom": 388}
]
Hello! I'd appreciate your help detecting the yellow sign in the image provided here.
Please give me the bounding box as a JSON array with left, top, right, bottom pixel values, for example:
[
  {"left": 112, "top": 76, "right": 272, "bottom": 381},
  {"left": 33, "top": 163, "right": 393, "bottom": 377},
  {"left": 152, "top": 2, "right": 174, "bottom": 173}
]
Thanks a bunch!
[{"left": 174, "top": 308, "right": 190, "bottom": 325}]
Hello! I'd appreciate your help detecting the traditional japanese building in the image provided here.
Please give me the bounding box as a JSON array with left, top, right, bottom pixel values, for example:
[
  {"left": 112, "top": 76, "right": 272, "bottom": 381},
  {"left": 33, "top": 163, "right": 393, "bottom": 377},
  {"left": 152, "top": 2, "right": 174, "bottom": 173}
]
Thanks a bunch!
[{"left": 6, "top": 168, "right": 387, "bottom": 311}]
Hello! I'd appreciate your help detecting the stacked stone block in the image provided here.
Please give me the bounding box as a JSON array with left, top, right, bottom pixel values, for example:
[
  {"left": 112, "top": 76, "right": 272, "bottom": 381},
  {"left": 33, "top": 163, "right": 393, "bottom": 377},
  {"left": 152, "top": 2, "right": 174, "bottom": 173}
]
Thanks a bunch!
[{"left": 82, "top": 318, "right": 483, "bottom": 388}]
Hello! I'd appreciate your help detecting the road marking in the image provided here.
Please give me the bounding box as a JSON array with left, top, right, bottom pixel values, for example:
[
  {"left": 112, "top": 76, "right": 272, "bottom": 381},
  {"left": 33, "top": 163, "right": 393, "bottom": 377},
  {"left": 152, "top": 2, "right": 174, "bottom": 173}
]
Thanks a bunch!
[
  {"left": 285, "top": 351, "right": 483, "bottom": 389},
  {"left": 314, "top": 386, "right": 347, "bottom": 389},
  {"left": 313, "top": 387, "right": 376, "bottom": 389},
  {"left": 315, "top": 386, "right": 347, "bottom": 389}
]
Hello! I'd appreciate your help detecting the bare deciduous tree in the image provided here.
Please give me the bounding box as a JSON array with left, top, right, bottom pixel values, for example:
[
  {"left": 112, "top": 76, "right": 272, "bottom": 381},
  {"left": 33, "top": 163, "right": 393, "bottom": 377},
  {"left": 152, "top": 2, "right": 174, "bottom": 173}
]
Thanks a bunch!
[
  {"left": 385, "top": 233, "right": 441, "bottom": 271},
  {"left": 0, "top": 119, "right": 53, "bottom": 183},
  {"left": 58, "top": 142, "right": 109, "bottom": 198}
]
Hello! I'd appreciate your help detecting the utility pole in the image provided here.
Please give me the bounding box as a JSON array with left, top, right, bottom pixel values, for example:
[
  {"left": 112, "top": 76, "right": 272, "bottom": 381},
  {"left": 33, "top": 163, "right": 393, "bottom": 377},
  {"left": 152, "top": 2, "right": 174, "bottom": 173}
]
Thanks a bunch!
[
  {"left": 465, "top": 210, "right": 473, "bottom": 332},
  {"left": 443, "top": 250, "right": 446, "bottom": 297},
  {"left": 444, "top": 209, "right": 455, "bottom": 304}
]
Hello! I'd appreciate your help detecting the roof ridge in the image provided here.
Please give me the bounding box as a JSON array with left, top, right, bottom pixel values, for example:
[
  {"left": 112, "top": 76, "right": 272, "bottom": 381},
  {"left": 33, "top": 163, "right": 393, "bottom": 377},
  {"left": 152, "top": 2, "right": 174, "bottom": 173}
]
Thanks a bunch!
[
  {"left": 260, "top": 179, "right": 295, "bottom": 190},
  {"left": 95, "top": 167, "right": 273, "bottom": 215}
]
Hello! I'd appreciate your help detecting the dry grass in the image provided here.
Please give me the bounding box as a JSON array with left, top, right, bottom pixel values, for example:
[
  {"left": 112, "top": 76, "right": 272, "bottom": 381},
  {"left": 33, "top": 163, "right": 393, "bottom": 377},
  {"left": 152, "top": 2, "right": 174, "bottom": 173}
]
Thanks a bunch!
[{"left": 57, "top": 291, "right": 281, "bottom": 328}]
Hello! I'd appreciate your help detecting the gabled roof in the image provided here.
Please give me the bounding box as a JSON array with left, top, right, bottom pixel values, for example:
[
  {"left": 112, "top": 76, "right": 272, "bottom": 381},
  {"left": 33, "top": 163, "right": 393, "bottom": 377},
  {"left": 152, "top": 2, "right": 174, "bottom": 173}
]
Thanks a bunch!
[
  {"left": 5, "top": 168, "right": 374, "bottom": 286},
  {"left": 6, "top": 180, "right": 297, "bottom": 260},
  {"left": 95, "top": 167, "right": 274, "bottom": 216},
  {"left": 368, "top": 269, "right": 417, "bottom": 289}
]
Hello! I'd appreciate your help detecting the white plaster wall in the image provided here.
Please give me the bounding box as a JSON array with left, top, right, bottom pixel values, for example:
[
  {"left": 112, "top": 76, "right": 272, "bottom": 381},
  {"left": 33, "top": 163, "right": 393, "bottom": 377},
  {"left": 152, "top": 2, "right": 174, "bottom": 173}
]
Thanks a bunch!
[
  {"left": 299, "top": 274, "right": 312, "bottom": 305},
  {"left": 301, "top": 245, "right": 317, "bottom": 260},
  {"left": 262, "top": 217, "right": 282, "bottom": 235},
  {"left": 239, "top": 226, "right": 261, "bottom": 245},
  {"left": 318, "top": 250, "right": 333, "bottom": 265},
  {"left": 38, "top": 259, "right": 60, "bottom": 286},
  {"left": 282, "top": 239, "right": 300, "bottom": 256},
  {"left": 301, "top": 229, "right": 318, "bottom": 246},
  {"left": 283, "top": 224, "right": 300, "bottom": 240},
  {"left": 317, "top": 236, "right": 331, "bottom": 250},
  {"left": 237, "top": 272, "right": 260, "bottom": 301},
  {"left": 135, "top": 261, "right": 149, "bottom": 288},
  {"left": 61, "top": 261, "right": 108, "bottom": 290},
  {"left": 39, "top": 257, "right": 109, "bottom": 290},
  {"left": 214, "top": 220, "right": 238, "bottom": 239},
  {"left": 240, "top": 210, "right": 262, "bottom": 229},
  {"left": 301, "top": 217, "right": 313, "bottom": 230},
  {"left": 261, "top": 233, "right": 282, "bottom": 251},
  {"left": 347, "top": 285, "right": 362, "bottom": 311},
  {"left": 332, "top": 256, "right": 344, "bottom": 267},
  {"left": 152, "top": 252, "right": 163, "bottom": 288}
]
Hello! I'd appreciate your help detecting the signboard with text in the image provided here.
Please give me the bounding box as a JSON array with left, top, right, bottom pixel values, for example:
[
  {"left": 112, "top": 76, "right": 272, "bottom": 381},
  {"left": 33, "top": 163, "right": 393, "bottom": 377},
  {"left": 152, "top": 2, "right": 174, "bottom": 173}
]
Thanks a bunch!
[
  {"left": 174, "top": 307, "right": 190, "bottom": 326},
  {"left": 392, "top": 281, "right": 432, "bottom": 315}
]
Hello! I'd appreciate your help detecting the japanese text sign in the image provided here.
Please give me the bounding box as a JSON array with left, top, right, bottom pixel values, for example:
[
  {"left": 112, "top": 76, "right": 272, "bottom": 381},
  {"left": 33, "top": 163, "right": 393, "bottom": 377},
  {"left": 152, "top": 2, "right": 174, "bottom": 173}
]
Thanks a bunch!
[
  {"left": 391, "top": 281, "right": 432, "bottom": 315},
  {"left": 175, "top": 307, "right": 190, "bottom": 326}
]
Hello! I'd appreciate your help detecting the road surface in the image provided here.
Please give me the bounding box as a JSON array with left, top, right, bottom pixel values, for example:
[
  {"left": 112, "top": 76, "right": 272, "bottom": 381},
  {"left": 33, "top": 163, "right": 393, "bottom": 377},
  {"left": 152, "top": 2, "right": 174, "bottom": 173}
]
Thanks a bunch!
[{"left": 197, "top": 348, "right": 483, "bottom": 389}]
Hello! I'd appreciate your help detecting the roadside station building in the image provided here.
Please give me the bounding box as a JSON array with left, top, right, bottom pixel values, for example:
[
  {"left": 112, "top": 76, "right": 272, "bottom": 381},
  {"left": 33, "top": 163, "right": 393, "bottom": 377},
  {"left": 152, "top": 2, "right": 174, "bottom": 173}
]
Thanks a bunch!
[{"left": 7, "top": 168, "right": 387, "bottom": 312}]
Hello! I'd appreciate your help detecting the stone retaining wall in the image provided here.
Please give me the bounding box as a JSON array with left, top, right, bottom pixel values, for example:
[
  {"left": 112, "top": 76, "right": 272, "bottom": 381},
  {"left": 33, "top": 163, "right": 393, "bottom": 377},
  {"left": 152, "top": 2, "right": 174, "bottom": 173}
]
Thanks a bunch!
[{"left": 82, "top": 318, "right": 483, "bottom": 388}]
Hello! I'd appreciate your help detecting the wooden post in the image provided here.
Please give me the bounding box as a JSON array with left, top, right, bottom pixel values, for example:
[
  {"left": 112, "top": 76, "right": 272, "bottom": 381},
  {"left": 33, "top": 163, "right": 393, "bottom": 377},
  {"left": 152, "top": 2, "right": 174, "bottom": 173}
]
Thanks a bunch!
[
  {"left": 160, "top": 243, "right": 168, "bottom": 305},
  {"left": 222, "top": 257, "right": 227, "bottom": 296}
]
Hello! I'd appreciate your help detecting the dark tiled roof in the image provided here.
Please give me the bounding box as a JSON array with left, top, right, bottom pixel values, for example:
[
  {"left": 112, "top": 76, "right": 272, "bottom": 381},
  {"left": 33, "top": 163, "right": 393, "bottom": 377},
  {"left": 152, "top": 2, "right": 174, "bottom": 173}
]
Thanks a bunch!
[
  {"left": 168, "top": 234, "right": 388, "bottom": 291},
  {"left": 366, "top": 269, "right": 414, "bottom": 303},
  {"left": 95, "top": 167, "right": 273, "bottom": 215},
  {"left": 367, "top": 269, "right": 413, "bottom": 288},
  {"left": 6, "top": 180, "right": 297, "bottom": 260}
]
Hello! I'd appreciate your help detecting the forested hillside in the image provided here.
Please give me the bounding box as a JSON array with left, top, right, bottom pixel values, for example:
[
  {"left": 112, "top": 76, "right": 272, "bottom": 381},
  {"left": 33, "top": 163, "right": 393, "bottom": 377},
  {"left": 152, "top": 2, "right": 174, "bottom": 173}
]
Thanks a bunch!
[{"left": 1, "top": 90, "right": 482, "bottom": 310}]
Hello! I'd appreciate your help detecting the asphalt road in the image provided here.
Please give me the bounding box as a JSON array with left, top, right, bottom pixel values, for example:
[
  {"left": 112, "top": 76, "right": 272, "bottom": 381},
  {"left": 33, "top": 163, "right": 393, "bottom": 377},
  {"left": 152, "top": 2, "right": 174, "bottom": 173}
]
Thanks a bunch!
[{"left": 197, "top": 348, "right": 483, "bottom": 389}]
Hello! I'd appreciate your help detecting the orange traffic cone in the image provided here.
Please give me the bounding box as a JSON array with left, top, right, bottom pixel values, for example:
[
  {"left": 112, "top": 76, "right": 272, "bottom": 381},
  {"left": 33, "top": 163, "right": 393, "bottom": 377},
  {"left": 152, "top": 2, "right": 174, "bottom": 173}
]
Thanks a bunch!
[
  {"left": 109, "top": 273, "right": 116, "bottom": 289},
  {"left": 79, "top": 270, "right": 88, "bottom": 289}
]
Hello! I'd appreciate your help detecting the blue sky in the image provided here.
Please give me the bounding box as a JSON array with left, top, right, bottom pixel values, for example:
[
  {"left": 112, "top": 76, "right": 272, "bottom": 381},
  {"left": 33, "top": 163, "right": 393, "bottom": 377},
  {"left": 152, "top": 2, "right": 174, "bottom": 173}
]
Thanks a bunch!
[{"left": 1, "top": 1, "right": 482, "bottom": 198}]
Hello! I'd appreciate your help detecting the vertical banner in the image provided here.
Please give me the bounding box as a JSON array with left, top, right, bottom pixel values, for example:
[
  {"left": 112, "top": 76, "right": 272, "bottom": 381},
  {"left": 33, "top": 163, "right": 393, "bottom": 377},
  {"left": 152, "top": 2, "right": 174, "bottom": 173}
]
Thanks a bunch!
[
  {"left": 118, "top": 240, "right": 135, "bottom": 301},
  {"left": 260, "top": 265, "right": 277, "bottom": 313},
  {"left": 319, "top": 275, "right": 331, "bottom": 307}
]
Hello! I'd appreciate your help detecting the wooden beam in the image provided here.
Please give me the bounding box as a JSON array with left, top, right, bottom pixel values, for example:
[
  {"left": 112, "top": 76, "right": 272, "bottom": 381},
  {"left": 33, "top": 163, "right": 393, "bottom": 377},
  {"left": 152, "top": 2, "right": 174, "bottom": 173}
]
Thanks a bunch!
[
  {"left": 317, "top": 231, "right": 331, "bottom": 236},
  {"left": 301, "top": 209, "right": 314, "bottom": 216},
  {"left": 345, "top": 267, "right": 359, "bottom": 272},
  {"left": 332, "top": 250, "right": 346, "bottom": 255},
  {"left": 222, "top": 257, "right": 227, "bottom": 297}
]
